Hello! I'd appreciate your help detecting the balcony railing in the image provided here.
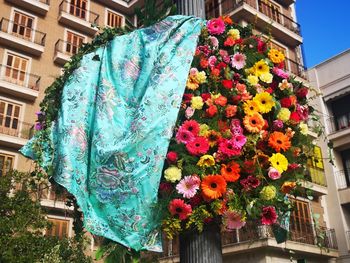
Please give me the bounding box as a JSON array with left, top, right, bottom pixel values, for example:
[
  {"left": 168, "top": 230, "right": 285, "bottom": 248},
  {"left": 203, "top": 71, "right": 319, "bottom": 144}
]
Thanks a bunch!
[
  {"left": 305, "top": 167, "right": 327, "bottom": 187},
  {"left": 0, "top": 64, "right": 40, "bottom": 91},
  {"left": 59, "top": 0, "right": 99, "bottom": 25},
  {"left": 335, "top": 169, "right": 349, "bottom": 190},
  {"left": 0, "top": 17, "right": 46, "bottom": 46},
  {"left": 55, "top": 39, "right": 83, "bottom": 57},
  {"left": 0, "top": 120, "right": 34, "bottom": 140},
  {"left": 284, "top": 57, "right": 308, "bottom": 80},
  {"left": 205, "top": 0, "right": 301, "bottom": 35},
  {"left": 326, "top": 114, "right": 350, "bottom": 134}
]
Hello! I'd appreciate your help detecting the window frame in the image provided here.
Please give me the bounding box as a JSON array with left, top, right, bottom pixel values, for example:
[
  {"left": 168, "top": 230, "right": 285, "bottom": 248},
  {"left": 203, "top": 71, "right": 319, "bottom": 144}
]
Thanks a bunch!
[
  {"left": 63, "top": 29, "right": 87, "bottom": 56},
  {"left": 66, "top": 0, "right": 91, "bottom": 22},
  {"left": 0, "top": 96, "right": 25, "bottom": 138},
  {"left": 46, "top": 215, "right": 73, "bottom": 239},
  {"left": 9, "top": 8, "right": 38, "bottom": 43},
  {"left": 104, "top": 8, "right": 125, "bottom": 28},
  {"left": 0, "top": 151, "right": 17, "bottom": 176},
  {"left": 256, "top": 0, "right": 283, "bottom": 24}
]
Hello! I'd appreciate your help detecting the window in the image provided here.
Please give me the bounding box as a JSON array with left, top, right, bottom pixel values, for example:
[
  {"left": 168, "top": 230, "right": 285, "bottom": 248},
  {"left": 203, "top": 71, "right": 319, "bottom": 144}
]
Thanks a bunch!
[
  {"left": 11, "top": 11, "right": 34, "bottom": 40},
  {"left": 306, "top": 146, "right": 326, "bottom": 186},
  {"left": 205, "top": 0, "right": 220, "bottom": 19},
  {"left": 0, "top": 153, "right": 14, "bottom": 176},
  {"left": 258, "top": 0, "right": 281, "bottom": 23},
  {"left": 65, "top": 31, "right": 84, "bottom": 55},
  {"left": 69, "top": 0, "right": 87, "bottom": 20},
  {"left": 4, "top": 53, "right": 29, "bottom": 87},
  {"left": 40, "top": 184, "right": 67, "bottom": 201},
  {"left": 106, "top": 10, "right": 124, "bottom": 28},
  {"left": 0, "top": 100, "right": 21, "bottom": 137},
  {"left": 47, "top": 218, "right": 70, "bottom": 239}
]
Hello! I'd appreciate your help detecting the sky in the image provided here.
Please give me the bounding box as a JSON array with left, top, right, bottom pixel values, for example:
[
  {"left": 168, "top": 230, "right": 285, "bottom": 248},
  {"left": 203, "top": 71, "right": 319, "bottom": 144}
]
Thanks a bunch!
[{"left": 296, "top": 0, "right": 350, "bottom": 68}]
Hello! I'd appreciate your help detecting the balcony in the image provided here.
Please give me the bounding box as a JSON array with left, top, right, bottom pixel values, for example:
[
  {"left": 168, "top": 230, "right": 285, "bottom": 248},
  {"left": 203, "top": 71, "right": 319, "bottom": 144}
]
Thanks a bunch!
[
  {"left": 335, "top": 170, "right": 350, "bottom": 206},
  {"left": 0, "top": 120, "right": 34, "bottom": 148},
  {"left": 274, "top": 0, "right": 295, "bottom": 7},
  {"left": 207, "top": 0, "right": 302, "bottom": 46},
  {"left": 5, "top": 0, "right": 50, "bottom": 15},
  {"left": 303, "top": 167, "right": 327, "bottom": 195},
  {"left": 39, "top": 184, "right": 74, "bottom": 210},
  {"left": 326, "top": 115, "right": 350, "bottom": 149},
  {"left": 0, "top": 64, "right": 40, "bottom": 100},
  {"left": 284, "top": 57, "right": 308, "bottom": 80},
  {"left": 0, "top": 18, "right": 46, "bottom": 56},
  {"left": 58, "top": 0, "right": 99, "bottom": 36},
  {"left": 54, "top": 39, "right": 84, "bottom": 66},
  {"left": 94, "top": 0, "right": 142, "bottom": 15}
]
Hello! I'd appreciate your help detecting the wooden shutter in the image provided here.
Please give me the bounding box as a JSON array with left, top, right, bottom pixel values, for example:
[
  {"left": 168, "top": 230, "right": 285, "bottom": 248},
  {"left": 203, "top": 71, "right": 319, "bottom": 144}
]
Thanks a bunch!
[
  {"left": 5, "top": 53, "right": 29, "bottom": 86},
  {"left": 70, "top": 0, "right": 87, "bottom": 20},
  {"left": 106, "top": 10, "right": 123, "bottom": 28},
  {"left": 0, "top": 153, "right": 14, "bottom": 176},
  {"left": 0, "top": 100, "right": 21, "bottom": 136},
  {"left": 12, "top": 11, "right": 34, "bottom": 40},
  {"left": 258, "top": 0, "right": 281, "bottom": 23},
  {"left": 290, "top": 199, "right": 314, "bottom": 245},
  {"left": 47, "top": 218, "right": 70, "bottom": 239},
  {"left": 66, "top": 31, "right": 84, "bottom": 55}
]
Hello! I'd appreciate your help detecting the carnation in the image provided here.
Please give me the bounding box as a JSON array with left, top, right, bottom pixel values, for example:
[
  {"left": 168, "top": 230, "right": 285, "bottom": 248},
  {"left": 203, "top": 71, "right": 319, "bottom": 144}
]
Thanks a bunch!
[
  {"left": 261, "top": 206, "right": 278, "bottom": 225},
  {"left": 166, "top": 151, "right": 178, "bottom": 164},
  {"left": 259, "top": 72, "right": 273, "bottom": 83},
  {"left": 227, "top": 29, "right": 240, "bottom": 40},
  {"left": 164, "top": 166, "right": 182, "bottom": 183},
  {"left": 268, "top": 167, "right": 281, "bottom": 180},
  {"left": 277, "top": 108, "right": 291, "bottom": 122},
  {"left": 247, "top": 75, "right": 259, "bottom": 85},
  {"left": 191, "top": 96, "right": 204, "bottom": 110},
  {"left": 272, "top": 67, "right": 289, "bottom": 79},
  {"left": 299, "top": 122, "right": 308, "bottom": 135}
]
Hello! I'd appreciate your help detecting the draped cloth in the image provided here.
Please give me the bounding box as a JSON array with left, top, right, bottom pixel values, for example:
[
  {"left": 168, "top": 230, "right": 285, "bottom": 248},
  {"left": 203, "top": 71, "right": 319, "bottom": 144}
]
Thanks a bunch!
[{"left": 20, "top": 16, "right": 203, "bottom": 251}]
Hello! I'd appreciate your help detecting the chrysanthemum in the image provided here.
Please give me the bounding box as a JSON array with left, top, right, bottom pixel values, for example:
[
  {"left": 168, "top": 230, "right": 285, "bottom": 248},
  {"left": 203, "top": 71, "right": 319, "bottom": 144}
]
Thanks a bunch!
[
  {"left": 164, "top": 166, "right": 182, "bottom": 183},
  {"left": 218, "top": 139, "right": 241, "bottom": 157},
  {"left": 269, "top": 153, "right": 288, "bottom": 173},
  {"left": 201, "top": 175, "right": 227, "bottom": 200},
  {"left": 261, "top": 206, "right": 278, "bottom": 225},
  {"left": 205, "top": 130, "right": 221, "bottom": 147},
  {"left": 176, "top": 176, "right": 201, "bottom": 199},
  {"left": 268, "top": 48, "right": 285, "bottom": 64},
  {"left": 223, "top": 210, "right": 246, "bottom": 230},
  {"left": 176, "top": 128, "right": 195, "bottom": 144},
  {"left": 260, "top": 185, "right": 277, "bottom": 201},
  {"left": 252, "top": 59, "right": 270, "bottom": 77},
  {"left": 253, "top": 92, "right": 275, "bottom": 113},
  {"left": 197, "top": 154, "right": 215, "bottom": 167},
  {"left": 221, "top": 161, "right": 240, "bottom": 182},
  {"left": 243, "top": 112, "right": 265, "bottom": 133},
  {"left": 181, "top": 120, "right": 200, "bottom": 136},
  {"left": 169, "top": 199, "right": 192, "bottom": 220},
  {"left": 281, "top": 181, "right": 296, "bottom": 194},
  {"left": 231, "top": 53, "right": 246, "bottom": 70},
  {"left": 268, "top": 131, "right": 291, "bottom": 152},
  {"left": 243, "top": 100, "right": 260, "bottom": 115},
  {"left": 186, "top": 136, "right": 210, "bottom": 156}
]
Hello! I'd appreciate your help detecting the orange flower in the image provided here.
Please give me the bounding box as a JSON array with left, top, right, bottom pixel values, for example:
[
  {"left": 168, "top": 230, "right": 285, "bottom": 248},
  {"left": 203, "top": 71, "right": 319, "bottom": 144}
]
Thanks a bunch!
[
  {"left": 221, "top": 162, "right": 240, "bottom": 182},
  {"left": 221, "top": 16, "right": 233, "bottom": 25},
  {"left": 225, "top": 105, "right": 237, "bottom": 118},
  {"left": 214, "top": 95, "right": 228, "bottom": 107},
  {"left": 243, "top": 112, "right": 265, "bottom": 133},
  {"left": 268, "top": 131, "right": 291, "bottom": 152},
  {"left": 281, "top": 181, "right": 296, "bottom": 194},
  {"left": 205, "top": 130, "right": 221, "bottom": 147},
  {"left": 201, "top": 175, "right": 227, "bottom": 200}
]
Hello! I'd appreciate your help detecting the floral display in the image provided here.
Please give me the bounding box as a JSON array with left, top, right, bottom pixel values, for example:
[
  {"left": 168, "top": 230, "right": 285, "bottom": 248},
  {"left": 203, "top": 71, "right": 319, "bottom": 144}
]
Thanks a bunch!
[{"left": 160, "top": 17, "right": 314, "bottom": 239}]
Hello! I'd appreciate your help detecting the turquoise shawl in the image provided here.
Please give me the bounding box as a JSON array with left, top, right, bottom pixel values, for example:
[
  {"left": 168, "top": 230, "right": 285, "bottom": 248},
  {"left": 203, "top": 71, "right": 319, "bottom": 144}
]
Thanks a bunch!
[{"left": 20, "top": 16, "right": 203, "bottom": 251}]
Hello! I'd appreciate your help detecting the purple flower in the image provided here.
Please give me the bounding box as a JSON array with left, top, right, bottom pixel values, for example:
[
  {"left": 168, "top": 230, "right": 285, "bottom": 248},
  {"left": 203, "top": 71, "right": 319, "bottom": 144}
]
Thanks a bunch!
[
  {"left": 272, "top": 120, "right": 284, "bottom": 130},
  {"left": 34, "top": 122, "right": 43, "bottom": 131},
  {"left": 273, "top": 67, "right": 289, "bottom": 79}
]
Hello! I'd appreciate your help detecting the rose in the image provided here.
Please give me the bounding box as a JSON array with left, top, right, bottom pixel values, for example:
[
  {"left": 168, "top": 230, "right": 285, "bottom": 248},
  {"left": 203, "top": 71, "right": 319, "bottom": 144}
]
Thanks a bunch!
[
  {"left": 268, "top": 167, "right": 281, "bottom": 180},
  {"left": 222, "top": 79, "right": 234, "bottom": 89},
  {"left": 206, "top": 105, "right": 218, "bottom": 117},
  {"left": 296, "top": 87, "right": 308, "bottom": 98},
  {"left": 166, "top": 151, "right": 178, "bottom": 164}
]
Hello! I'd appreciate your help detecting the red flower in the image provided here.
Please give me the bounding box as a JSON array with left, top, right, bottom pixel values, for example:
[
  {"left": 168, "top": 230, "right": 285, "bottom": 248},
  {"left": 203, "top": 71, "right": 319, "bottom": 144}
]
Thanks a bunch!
[
  {"left": 242, "top": 160, "right": 255, "bottom": 174},
  {"left": 231, "top": 94, "right": 242, "bottom": 105},
  {"left": 169, "top": 199, "right": 192, "bottom": 220},
  {"left": 280, "top": 97, "right": 292, "bottom": 108},
  {"left": 189, "top": 194, "right": 202, "bottom": 208},
  {"left": 186, "top": 137, "right": 210, "bottom": 156},
  {"left": 225, "top": 105, "right": 237, "bottom": 118},
  {"left": 200, "top": 59, "right": 209, "bottom": 68},
  {"left": 224, "top": 37, "right": 235, "bottom": 47},
  {"left": 296, "top": 87, "right": 308, "bottom": 98},
  {"left": 159, "top": 182, "right": 173, "bottom": 194},
  {"left": 218, "top": 139, "right": 241, "bottom": 157},
  {"left": 211, "top": 68, "right": 220, "bottom": 76},
  {"left": 290, "top": 111, "right": 301, "bottom": 124},
  {"left": 222, "top": 79, "right": 234, "bottom": 89},
  {"left": 166, "top": 151, "right": 178, "bottom": 164},
  {"left": 182, "top": 120, "right": 200, "bottom": 136},
  {"left": 214, "top": 95, "right": 227, "bottom": 107},
  {"left": 183, "top": 93, "right": 193, "bottom": 104},
  {"left": 201, "top": 93, "right": 211, "bottom": 102},
  {"left": 216, "top": 62, "right": 227, "bottom": 70},
  {"left": 240, "top": 175, "right": 260, "bottom": 191},
  {"left": 206, "top": 105, "right": 218, "bottom": 117},
  {"left": 261, "top": 206, "right": 278, "bottom": 225}
]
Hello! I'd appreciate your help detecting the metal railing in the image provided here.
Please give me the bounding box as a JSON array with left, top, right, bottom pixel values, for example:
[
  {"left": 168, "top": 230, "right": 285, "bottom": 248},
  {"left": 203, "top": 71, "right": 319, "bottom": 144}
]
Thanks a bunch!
[
  {"left": 335, "top": 169, "right": 349, "bottom": 190},
  {"left": 0, "top": 120, "right": 34, "bottom": 140},
  {"left": 59, "top": 0, "right": 99, "bottom": 25},
  {"left": 0, "top": 64, "right": 40, "bottom": 91},
  {"left": 55, "top": 39, "right": 84, "bottom": 57},
  {"left": 0, "top": 17, "right": 46, "bottom": 46},
  {"left": 205, "top": 0, "right": 301, "bottom": 35},
  {"left": 284, "top": 57, "right": 308, "bottom": 80},
  {"left": 305, "top": 167, "right": 327, "bottom": 187},
  {"left": 326, "top": 115, "right": 350, "bottom": 134}
]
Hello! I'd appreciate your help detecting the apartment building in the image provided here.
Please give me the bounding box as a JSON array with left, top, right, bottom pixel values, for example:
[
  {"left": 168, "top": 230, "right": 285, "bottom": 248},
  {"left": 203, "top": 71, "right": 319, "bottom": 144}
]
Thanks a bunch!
[{"left": 308, "top": 49, "right": 350, "bottom": 263}]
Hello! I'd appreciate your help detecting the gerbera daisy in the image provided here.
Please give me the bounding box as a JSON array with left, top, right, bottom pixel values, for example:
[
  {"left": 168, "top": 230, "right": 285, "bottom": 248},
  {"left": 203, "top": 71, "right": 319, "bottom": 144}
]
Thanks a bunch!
[
  {"left": 243, "top": 112, "right": 265, "bottom": 133},
  {"left": 223, "top": 210, "right": 246, "bottom": 230},
  {"left": 205, "top": 130, "right": 221, "bottom": 147},
  {"left": 168, "top": 199, "right": 192, "bottom": 220},
  {"left": 268, "top": 48, "right": 285, "bottom": 64},
  {"left": 176, "top": 128, "right": 195, "bottom": 144},
  {"left": 201, "top": 175, "right": 227, "bottom": 200},
  {"left": 253, "top": 92, "right": 275, "bottom": 113},
  {"left": 268, "top": 131, "right": 291, "bottom": 152},
  {"left": 176, "top": 175, "right": 201, "bottom": 199},
  {"left": 269, "top": 153, "right": 288, "bottom": 173},
  {"left": 252, "top": 59, "right": 270, "bottom": 77},
  {"left": 181, "top": 120, "right": 200, "bottom": 136},
  {"left": 243, "top": 100, "right": 259, "bottom": 115},
  {"left": 197, "top": 154, "right": 215, "bottom": 167},
  {"left": 218, "top": 139, "right": 241, "bottom": 157},
  {"left": 281, "top": 181, "right": 296, "bottom": 194},
  {"left": 186, "top": 136, "right": 210, "bottom": 156},
  {"left": 221, "top": 162, "right": 240, "bottom": 182},
  {"left": 261, "top": 206, "right": 278, "bottom": 225},
  {"left": 231, "top": 53, "right": 246, "bottom": 70},
  {"left": 231, "top": 134, "right": 247, "bottom": 148},
  {"left": 207, "top": 18, "right": 226, "bottom": 35}
]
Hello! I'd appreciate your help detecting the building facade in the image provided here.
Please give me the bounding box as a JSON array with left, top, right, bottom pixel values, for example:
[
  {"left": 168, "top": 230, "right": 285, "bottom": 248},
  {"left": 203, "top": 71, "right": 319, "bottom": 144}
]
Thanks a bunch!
[
  {"left": 0, "top": 0, "right": 340, "bottom": 261},
  {"left": 308, "top": 49, "right": 350, "bottom": 263}
]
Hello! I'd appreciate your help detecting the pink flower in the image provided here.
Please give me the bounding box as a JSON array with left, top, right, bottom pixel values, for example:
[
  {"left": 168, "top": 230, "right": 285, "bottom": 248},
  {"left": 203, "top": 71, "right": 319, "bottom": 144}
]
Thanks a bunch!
[
  {"left": 169, "top": 199, "right": 192, "bottom": 220},
  {"left": 176, "top": 128, "right": 195, "bottom": 144},
  {"left": 207, "top": 18, "right": 226, "bottom": 35},
  {"left": 261, "top": 206, "right": 278, "bottom": 225},
  {"left": 268, "top": 167, "right": 281, "bottom": 180},
  {"left": 176, "top": 175, "right": 201, "bottom": 199},
  {"left": 223, "top": 210, "right": 246, "bottom": 230},
  {"left": 218, "top": 139, "right": 241, "bottom": 157},
  {"left": 273, "top": 67, "right": 289, "bottom": 79},
  {"left": 231, "top": 53, "right": 246, "bottom": 70},
  {"left": 296, "top": 104, "right": 309, "bottom": 121},
  {"left": 185, "top": 107, "right": 195, "bottom": 119},
  {"left": 209, "top": 36, "right": 219, "bottom": 48},
  {"left": 230, "top": 119, "right": 243, "bottom": 135},
  {"left": 186, "top": 137, "right": 210, "bottom": 156},
  {"left": 208, "top": 56, "right": 217, "bottom": 68},
  {"left": 181, "top": 120, "right": 200, "bottom": 136},
  {"left": 231, "top": 134, "right": 247, "bottom": 148}
]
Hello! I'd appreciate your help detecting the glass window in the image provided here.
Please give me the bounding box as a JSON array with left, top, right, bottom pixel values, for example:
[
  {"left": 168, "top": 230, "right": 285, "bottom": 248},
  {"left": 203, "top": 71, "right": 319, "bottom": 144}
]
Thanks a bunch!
[
  {"left": 12, "top": 11, "right": 34, "bottom": 40},
  {"left": 47, "top": 218, "right": 70, "bottom": 239},
  {"left": 0, "top": 153, "right": 14, "bottom": 176},
  {"left": 65, "top": 31, "right": 85, "bottom": 55}
]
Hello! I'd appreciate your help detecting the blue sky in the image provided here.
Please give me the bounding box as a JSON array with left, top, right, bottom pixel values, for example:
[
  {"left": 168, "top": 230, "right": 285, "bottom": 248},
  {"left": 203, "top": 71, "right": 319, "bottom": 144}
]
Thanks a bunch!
[{"left": 296, "top": 1, "right": 350, "bottom": 68}]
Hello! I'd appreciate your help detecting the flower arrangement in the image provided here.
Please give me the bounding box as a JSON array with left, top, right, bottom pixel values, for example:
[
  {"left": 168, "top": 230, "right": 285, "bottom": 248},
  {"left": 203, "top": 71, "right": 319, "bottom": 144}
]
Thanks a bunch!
[{"left": 160, "top": 17, "right": 314, "bottom": 239}]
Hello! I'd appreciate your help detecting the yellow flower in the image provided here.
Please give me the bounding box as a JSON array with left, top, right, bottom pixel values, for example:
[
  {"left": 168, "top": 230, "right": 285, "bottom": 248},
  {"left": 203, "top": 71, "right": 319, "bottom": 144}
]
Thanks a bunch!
[
  {"left": 268, "top": 48, "right": 285, "bottom": 64},
  {"left": 164, "top": 166, "right": 182, "bottom": 182},
  {"left": 247, "top": 75, "right": 259, "bottom": 85},
  {"left": 299, "top": 122, "right": 308, "bottom": 135},
  {"left": 260, "top": 186, "right": 277, "bottom": 201},
  {"left": 279, "top": 79, "right": 292, "bottom": 90},
  {"left": 269, "top": 153, "right": 288, "bottom": 173},
  {"left": 253, "top": 92, "right": 275, "bottom": 114},
  {"left": 259, "top": 72, "right": 273, "bottom": 84},
  {"left": 199, "top": 124, "right": 210, "bottom": 136},
  {"left": 195, "top": 71, "right": 207, "bottom": 84},
  {"left": 277, "top": 108, "right": 291, "bottom": 122},
  {"left": 243, "top": 100, "right": 259, "bottom": 115},
  {"left": 227, "top": 29, "right": 240, "bottom": 40},
  {"left": 281, "top": 181, "right": 296, "bottom": 194},
  {"left": 186, "top": 76, "right": 199, "bottom": 90},
  {"left": 197, "top": 155, "right": 215, "bottom": 167},
  {"left": 252, "top": 59, "right": 270, "bottom": 77},
  {"left": 191, "top": 96, "right": 204, "bottom": 110}
]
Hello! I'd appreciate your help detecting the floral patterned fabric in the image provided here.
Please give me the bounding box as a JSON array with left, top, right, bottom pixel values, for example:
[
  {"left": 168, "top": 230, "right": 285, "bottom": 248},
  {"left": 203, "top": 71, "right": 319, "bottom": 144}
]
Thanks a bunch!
[{"left": 20, "top": 15, "right": 203, "bottom": 251}]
